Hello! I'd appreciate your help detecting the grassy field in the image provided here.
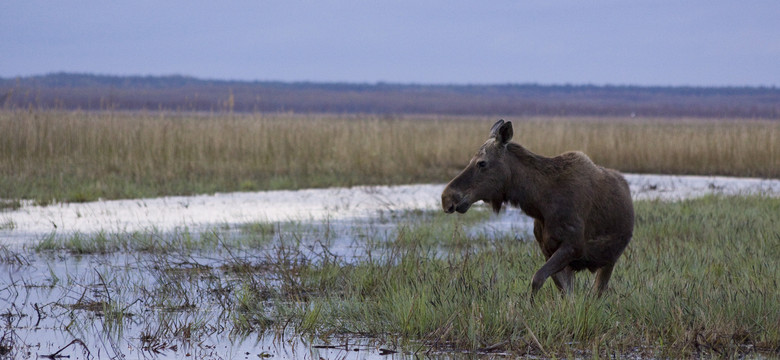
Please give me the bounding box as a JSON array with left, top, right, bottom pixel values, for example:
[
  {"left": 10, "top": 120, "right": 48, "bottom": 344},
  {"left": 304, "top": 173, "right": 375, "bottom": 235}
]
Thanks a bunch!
[
  {"left": 1, "top": 110, "right": 778, "bottom": 203},
  {"left": 6, "top": 196, "right": 779, "bottom": 358}
]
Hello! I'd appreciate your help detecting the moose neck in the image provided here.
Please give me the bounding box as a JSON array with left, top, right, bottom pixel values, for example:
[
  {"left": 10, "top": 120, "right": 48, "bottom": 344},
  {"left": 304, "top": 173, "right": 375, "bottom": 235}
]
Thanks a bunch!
[{"left": 504, "top": 143, "right": 552, "bottom": 218}]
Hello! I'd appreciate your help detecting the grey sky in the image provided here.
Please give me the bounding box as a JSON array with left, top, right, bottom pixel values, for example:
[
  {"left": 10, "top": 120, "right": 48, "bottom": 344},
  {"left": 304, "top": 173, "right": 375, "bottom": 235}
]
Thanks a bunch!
[{"left": 2, "top": 1, "right": 779, "bottom": 86}]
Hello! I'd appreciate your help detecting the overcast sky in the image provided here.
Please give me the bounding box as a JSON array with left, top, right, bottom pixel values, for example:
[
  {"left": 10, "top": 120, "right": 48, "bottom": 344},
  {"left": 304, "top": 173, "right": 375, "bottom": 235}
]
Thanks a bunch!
[{"left": 2, "top": 1, "right": 779, "bottom": 86}]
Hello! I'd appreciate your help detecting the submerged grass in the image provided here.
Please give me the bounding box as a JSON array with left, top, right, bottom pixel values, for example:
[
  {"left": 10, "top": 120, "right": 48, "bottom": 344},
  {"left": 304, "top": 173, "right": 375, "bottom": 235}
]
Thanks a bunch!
[
  {"left": 33, "top": 225, "right": 274, "bottom": 254},
  {"left": 1, "top": 110, "right": 778, "bottom": 203},
  {"left": 30, "top": 208, "right": 492, "bottom": 255}
]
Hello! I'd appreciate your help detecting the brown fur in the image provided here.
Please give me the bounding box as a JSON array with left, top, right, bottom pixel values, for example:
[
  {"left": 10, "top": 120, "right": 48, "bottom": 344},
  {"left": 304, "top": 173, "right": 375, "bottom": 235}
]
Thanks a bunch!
[{"left": 441, "top": 120, "right": 634, "bottom": 298}]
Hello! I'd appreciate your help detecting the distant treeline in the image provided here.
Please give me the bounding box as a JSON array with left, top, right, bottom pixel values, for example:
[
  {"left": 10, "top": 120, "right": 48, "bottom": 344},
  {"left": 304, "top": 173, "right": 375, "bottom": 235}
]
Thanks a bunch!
[{"left": 2, "top": 73, "right": 779, "bottom": 118}]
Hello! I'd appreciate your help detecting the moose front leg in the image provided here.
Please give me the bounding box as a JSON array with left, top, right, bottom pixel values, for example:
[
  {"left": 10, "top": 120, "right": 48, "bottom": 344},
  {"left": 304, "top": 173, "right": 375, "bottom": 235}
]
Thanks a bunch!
[
  {"left": 531, "top": 215, "right": 583, "bottom": 299},
  {"left": 551, "top": 266, "right": 574, "bottom": 294},
  {"left": 531, "top": 245, "right": 578, "bottom": 298}
]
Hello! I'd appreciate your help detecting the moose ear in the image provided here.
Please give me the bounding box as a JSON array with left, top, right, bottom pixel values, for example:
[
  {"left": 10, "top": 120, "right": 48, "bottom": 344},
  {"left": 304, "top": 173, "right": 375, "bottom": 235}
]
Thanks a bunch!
[
  {"left": 492, "top": 120, "right": 513, "bottom": 145},
  {"left": 488, "top": 119, "right": 505, "bottom": 138}
]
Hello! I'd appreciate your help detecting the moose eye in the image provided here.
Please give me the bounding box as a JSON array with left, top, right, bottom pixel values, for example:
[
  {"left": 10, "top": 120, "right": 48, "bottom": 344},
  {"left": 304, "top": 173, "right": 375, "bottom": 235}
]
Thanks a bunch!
[{"left": 477, "top": 160, "right": 487, "bottom": 169}]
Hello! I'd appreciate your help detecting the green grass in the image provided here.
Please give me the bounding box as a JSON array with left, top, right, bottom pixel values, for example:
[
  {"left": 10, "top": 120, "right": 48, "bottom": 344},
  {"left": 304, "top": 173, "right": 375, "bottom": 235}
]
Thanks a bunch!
[
  {"left": 267, "top": 196, "right": 780, "bottom": 357},
  {"left": 2, "top": 110, "right": 778, "bottom": 203}
]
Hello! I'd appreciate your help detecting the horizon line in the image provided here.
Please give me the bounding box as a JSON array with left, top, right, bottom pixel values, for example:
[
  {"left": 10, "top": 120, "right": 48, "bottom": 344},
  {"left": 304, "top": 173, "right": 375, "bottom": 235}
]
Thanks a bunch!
[{"left": 2, "top": 71, "right": 779, "bottom": 90}]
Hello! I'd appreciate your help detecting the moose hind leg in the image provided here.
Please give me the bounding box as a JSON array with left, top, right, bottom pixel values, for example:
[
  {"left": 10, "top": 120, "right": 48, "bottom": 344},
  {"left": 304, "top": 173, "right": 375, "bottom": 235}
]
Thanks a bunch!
[{"left": 593, "top": 263, "right": 615, "bottom": 296}]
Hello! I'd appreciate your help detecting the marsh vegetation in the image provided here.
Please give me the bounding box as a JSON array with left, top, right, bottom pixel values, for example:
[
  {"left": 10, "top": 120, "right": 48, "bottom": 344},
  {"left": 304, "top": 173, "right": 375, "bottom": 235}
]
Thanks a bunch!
[{"left": 1, "top": 110, "right": 778, "bottom": 203}]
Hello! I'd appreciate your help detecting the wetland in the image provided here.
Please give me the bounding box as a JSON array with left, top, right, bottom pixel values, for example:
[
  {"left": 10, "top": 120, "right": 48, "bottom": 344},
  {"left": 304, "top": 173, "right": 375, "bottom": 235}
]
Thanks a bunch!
[
  {"left": 2, "top": 176, "right": 779, "bottom": 359},
  {"left": 2, "top": 111, "right": 779, "bottom": 358}
]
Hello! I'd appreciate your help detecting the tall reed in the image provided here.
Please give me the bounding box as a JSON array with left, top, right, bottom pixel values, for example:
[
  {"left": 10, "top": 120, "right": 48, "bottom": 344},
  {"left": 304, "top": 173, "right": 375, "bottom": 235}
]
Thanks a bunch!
[{"left": 1, "top": 110, "right": 778, "bottom": 202}]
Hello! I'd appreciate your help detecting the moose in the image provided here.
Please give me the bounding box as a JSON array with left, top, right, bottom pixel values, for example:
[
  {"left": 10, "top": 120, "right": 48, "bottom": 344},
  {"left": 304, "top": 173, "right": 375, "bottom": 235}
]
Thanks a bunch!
[{"left": 441, "top": 120, "right": 634, "bottom": 298}]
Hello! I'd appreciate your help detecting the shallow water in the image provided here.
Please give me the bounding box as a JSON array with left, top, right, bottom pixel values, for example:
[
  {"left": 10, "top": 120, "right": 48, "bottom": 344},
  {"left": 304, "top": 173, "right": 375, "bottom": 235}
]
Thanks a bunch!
[
  {"left": 2, "top": 174, "right": 779, "bottom": 247},
  {"left": 1, "top": 210, "right": 480, "bottom": 359},
  {"left": 3, "top": 241, "right": 522, "bottom": 359},
  {"left": 0, "top": 250, "right": 439, "bottom": 359}
]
